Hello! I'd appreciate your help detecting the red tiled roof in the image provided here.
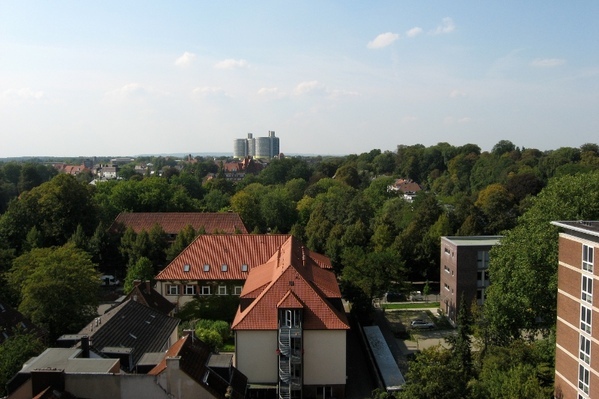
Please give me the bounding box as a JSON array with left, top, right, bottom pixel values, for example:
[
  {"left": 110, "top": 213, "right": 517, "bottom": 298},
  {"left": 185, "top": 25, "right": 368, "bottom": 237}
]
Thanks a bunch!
[
  {"left": 393, "top": 179, "right": 421, "bottom": 193},
  {"left": 155, "top": 234, "right": 329, "bottom": 282},
  {"left": 231, "top": 236, "right": 349, "bottom": 331},
  {"left": 111, "top": 212, "right": 248, "bottom": 235},
  {"left": 148, "top": 335, "right": 187, "bottom": 375}
]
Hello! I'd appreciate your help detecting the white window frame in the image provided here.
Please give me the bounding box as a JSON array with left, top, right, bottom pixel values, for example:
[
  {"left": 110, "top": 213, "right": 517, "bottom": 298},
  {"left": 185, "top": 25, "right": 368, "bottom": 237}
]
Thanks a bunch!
[
  {"left": 234, "top": 286, "right": 242, "bottom": 295},
  {"left": 167, "top": 285, "right": 180, "bottom": 296},
  {"left": 580, "top": 335, "right": 591, "bottom": 364},
  {"left": 579, "top": 363, "right": 590, "bottom": 394},
  {"left": 583, "top": 244, "right": 594, "bottom": 273},
  {"left": 217, "top": 285, "right": 227, "bottom": 295},
  {"left": 477, "top": 250, "right": 490, "bottom": 269},
  {"left": 581, "top": 306, "right": 592, "bottom": 334},
  {"left": 582, "top": 275, "right": 593, "bottom": 304},
  {"left": 184, "top": 285, "right": 196, "bottom": 295},
  {"left": 201, "top": 286, "right": 211, "bottom": 295}
]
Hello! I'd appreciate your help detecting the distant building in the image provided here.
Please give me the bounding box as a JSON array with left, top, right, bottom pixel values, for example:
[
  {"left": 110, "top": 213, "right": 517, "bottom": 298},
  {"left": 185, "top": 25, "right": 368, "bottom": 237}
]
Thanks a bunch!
[
  {"left": 439, "top": 236, "right": 502, "bottom": 323},
  {"left": 233, "top": 131, "right": 280, "bottom": 160},
  {"left": 387, "top": 179, "right": 422, "bottom": 202},
  {"left": 552, "top": 220, "right": 598, "bottom": 399}
]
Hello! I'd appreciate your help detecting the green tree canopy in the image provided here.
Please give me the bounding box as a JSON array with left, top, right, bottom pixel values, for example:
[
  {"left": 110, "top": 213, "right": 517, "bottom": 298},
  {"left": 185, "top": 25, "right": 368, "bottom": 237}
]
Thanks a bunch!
[{"left": 6, "top": 244, "right": 100, "bottom": 341}]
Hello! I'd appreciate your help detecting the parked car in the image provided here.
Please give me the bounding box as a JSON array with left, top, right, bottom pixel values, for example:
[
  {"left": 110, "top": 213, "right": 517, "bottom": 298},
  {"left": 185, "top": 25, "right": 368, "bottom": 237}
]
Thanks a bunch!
[
  {"left": 409, "top": 291, "right": 424, "bottom": 301},
  {"left": 384, "top": 292, "right": 406, "bottom": 302},
  {"left": 100, "top": 275, "right": 120, "bottom": 286},
  {"left": 410, "top": 320, "right": 434, "bottom": 329}
]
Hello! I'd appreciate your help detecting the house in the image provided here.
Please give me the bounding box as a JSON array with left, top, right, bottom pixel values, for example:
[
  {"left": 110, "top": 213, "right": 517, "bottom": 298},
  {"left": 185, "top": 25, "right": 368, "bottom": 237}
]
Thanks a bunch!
[
  {"left": 110, "top": 212, "right": 248, "bottom": 239},
  {"left": 0, "top": 300, "right": 42, "bottom": 344},
  {"left": 552, "top": 220, "right": 598, "bottom": 399},
  {"left": 120, "top": 280, "right": 176, "bottom": 316},
  {"left": 387, "top": 178, "right": 422, "bottom": 202},
  {"left": 7, "top": 334, "right": 248, "bottom": 399},
  {"left": 231, "top": 235, "right": 350, "bottom": 398},
  {"left": 74, "top": 298, "right": 180, "bottom": 372},
  {"left": 439, "top": 236, "right": 502, "bottom": 324},
  {"left": 154, "top": 234, "right": 332, "bottom": 308}
]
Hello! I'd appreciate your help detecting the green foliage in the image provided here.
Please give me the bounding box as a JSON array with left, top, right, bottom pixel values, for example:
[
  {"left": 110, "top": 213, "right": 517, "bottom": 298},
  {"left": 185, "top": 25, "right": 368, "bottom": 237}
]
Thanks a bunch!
[
  {"left": 177, "top": 295, "right": 239, "bottom": 323},
  {"left": 0, "top": 332, "right": 45, "bottom": 395},
  {"left": 124, "top": 257, "right": 154, "bottom": 293},
  {"left": 485, "top": 170, "right": 599, "bottom": 344},
  {"left": 195, "top": 328, "right": 223, "bottom": 351},
  {"left": 6, "top": 244, "right": 100, "bottom": 341}
]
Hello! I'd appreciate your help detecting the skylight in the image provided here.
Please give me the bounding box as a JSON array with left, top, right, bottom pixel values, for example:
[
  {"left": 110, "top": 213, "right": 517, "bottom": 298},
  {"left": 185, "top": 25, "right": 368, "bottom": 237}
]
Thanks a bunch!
[
  {"left": 222, "top": 264, "right": 228, "bottom": 272},
  {"left": 241, "top": 264, "right": 248, "bottom": 272},
  {"left": 183, "top": 264, "right": 190, "bottom": 272},
  {"left": 203, "top": 264, "right": 210, "bottom": 272}
]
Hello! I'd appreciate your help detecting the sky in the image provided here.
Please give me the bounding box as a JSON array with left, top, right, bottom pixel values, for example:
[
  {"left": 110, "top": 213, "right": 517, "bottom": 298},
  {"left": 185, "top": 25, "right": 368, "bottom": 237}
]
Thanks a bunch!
[{"left": 1, "top": 1, "right": 598, "bottom": 158}]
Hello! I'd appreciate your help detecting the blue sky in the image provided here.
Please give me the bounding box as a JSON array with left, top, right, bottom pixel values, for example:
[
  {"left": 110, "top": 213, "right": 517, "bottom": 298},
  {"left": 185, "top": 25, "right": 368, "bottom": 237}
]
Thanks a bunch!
[{"left": 1, "top": 1, "right": 598, "bottom": 157}]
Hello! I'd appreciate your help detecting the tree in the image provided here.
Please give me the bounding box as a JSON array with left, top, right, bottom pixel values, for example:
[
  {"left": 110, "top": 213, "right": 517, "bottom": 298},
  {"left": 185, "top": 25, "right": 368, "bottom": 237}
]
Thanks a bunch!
[
  {"left": 6, "top": 244, "right": 100, "bottom": 341},
  {"left": 484, "top": 171, "right": 599, "bottom": 344},
  {"left": 124, "top": 257, "right": 154, "bottom": 293},
  {"left": 166, "top": 225, "right": 197, "bottom": 262},
  {"left": 0, "top": 332, "right": 45, "bottom": 395}
]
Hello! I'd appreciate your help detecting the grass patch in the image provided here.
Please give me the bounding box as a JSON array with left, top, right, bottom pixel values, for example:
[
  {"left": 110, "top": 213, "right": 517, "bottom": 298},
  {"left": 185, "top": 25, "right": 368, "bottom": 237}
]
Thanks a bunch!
[{"left": 382, "top": 302, "right": 440, "bottom": 310}]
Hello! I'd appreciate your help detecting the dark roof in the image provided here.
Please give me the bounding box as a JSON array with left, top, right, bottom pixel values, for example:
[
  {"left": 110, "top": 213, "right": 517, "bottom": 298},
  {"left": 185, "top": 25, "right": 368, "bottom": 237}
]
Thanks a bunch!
[
  {"left": 552, "top": 220, "right": 599, "bottom": 237},
  {"left": 124, "top": 281, "right": 176, "bottom": 315},
  {"left": 150, "top": 335, "right": 247, "bottom": 399},
  {"left": 0, "top": 299, "right": 42, "bottom": 344},
  {"left": 110, "top": 212, "right": 248, "bottom": 235},
  {"left": 78, "top": 299, "right": 179, "bottom": 370}
]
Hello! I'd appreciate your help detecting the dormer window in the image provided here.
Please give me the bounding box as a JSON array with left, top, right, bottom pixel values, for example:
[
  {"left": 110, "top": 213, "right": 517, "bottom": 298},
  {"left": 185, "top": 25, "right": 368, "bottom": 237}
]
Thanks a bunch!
[
  {"left": 241, "top": 264, "right": 248, "bottom": 272},
  {"left": 183, "top": 264, "right": 190, "bottom": 272},
  {"left": 203, "top": 264, "right": 210, "bottom": 272},
  {"left": 222, "top": 264, "right": 228, "bottom": 272}
]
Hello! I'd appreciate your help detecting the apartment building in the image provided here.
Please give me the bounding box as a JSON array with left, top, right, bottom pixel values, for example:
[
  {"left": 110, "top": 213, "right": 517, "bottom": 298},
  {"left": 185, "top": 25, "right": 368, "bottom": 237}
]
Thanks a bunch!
[
  {"left": 552, "top": 221, "right": 598, "bottom": 399},
  {"left": 439, "top": 236, "right": 502, "bottom": 324}
]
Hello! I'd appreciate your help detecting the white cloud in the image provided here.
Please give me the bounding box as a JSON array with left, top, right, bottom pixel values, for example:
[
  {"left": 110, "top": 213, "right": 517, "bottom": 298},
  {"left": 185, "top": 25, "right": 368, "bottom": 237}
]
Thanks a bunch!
[
  {"left": 406, "top": 27, "right": 423, "bottom": 38},
  {"left": 105, "top": 83, "right": 149, "bottom": 100},
  {"left": 257, "top": 87, "right": 280, "bottom": 95},
  {"left": 531, "top": 58, "right": 566, "bottom": 68},
  {"left": 367, "top": 32, "right": 400, "bottom": 49},
  {"left": 174, "top": 52, "right": 196, "bottom": 67},
  {"left": 0, "top": 88, "right": 45, "bottom": 103},
  {"left": 214, "top": 58, "right": 249, "bottom": 69},
  {"left": 431, "top": 17, "right": 455, "bottom": 35},
  {"left": 402, "top": 115, "right": 418, "bottom": 124},
  {"left": 293, "top": 81, "right": 326, "bottom": 96},
  {"left": 192, "top": 86, "right": 230, "bottom": 99},
  {"left": 450, "top": 89, "right": 467, "bottom": 98},
  {"left": 457, "top": 117, "right": 472, "bottom": 124}
]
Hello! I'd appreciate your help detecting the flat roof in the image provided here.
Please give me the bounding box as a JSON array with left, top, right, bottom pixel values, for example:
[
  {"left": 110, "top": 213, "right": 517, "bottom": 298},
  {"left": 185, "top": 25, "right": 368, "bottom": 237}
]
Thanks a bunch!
[
  {"left": 363, "top": 326, "right": 405, "bottom": 390},
  {"left": 551, "top": 221, "right": 599, "bottom": 238},
  {"left": 442, "top": 236, "right": 503, "bottom": 247},
  {"left": 20, "top": 348, "right": 118, "bottom": 374}
]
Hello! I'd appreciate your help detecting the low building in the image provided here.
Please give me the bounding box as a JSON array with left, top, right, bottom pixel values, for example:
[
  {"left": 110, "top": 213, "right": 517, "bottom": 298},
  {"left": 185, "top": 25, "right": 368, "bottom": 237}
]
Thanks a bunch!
[
  {"left": 232, "top": 236, "right": 350, "bottom": 398},
  {"left": 552, "top": 221, "right": 598, "bottom": 399},
  {"left": 439, "top": 236, "right": 502, "bottom": 323},
  {"left": 110, "top": 212, "right": 248, "bottom": 239},
  {"left": 154, "top": 234, "right": 331, "bottom": 308}
]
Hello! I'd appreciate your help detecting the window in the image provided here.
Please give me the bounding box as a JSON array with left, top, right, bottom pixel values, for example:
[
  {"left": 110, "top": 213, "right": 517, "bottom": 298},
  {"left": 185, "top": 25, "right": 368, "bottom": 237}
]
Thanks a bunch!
[
  {"left": 201, "top": 286, "right": 211, "bottom": 295},
  {"left": 218, "top": 285, "right": 227, "bottom": 295},
  {"left": 581, "top": 306, "right": 592, "bottom": 334},
  {"left": 444, "top": 283, "right": 450, "bottom": 291},
  {"left": 281, "top": 309, "right": 302, "bottom": 328},
  {"left": 316, "top": 386, "right": 333, "bottom": 399},
  {"left": 221, "top": 264, "right": 228, "bottom": 272},
  {"left": 203, "top": 264, "right": 210, "bottom": 272},
  {"left": 183, "top": 264, "right": 190, "bottom": 272},
  {"left": 241, "top": 264, "right": 248, "bottom": 272},
  {"left": 234, "top": 286, "right": 242, "bottom": 295},
  {"left": 444, "top": 247, "right": 451, "bottom": 256},
  {"left": 444, "top": 265, "right": 451, "bottom": 274},
  {"left": 579, "top": 364, "right": 590, "bottom": 394},
  {"left": 477, "top": 250, "right": 490, "bottom": 269},
  {"left": 476, "top": 289, "right": 484, "bottom": 301},
  {"left": 185, "top": 285, "right": 196, "bottom": 295},
  {"left": 583, "top": 244, "right": 594, "bottom": 273},
  {"left": 582, "top": 275, "right": 593, "bottom": 304},
  {"left": 580, "top": 335, "right": 591, "bottom": 364},
  {"left": 167, "top": 285, "right": 180, "bottom": 295}
]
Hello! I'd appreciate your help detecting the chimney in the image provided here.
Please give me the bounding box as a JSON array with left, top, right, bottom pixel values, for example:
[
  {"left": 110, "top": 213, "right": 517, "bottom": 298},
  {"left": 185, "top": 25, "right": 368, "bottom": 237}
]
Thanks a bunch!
[
  {"left": 81, "top": 336, "right": 90, "bottom": 358},
  {"left": 145, "top": 280, "right": 151, "bottom": 294}
]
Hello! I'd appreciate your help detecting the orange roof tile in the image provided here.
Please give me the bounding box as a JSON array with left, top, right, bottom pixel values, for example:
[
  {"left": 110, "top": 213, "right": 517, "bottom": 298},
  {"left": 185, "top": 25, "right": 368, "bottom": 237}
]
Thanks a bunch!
[
  {"left": 231, "top": 236, "right": 349, "bottom": 331},
  {"left": 111, "top": 212, "right": 248, "bottom": 236},
  {"left": 155, "top": 234, "right": 329, "bottom": 282},
  {"left": 148, "top": 335, "right": 188, "bottom": 375}
]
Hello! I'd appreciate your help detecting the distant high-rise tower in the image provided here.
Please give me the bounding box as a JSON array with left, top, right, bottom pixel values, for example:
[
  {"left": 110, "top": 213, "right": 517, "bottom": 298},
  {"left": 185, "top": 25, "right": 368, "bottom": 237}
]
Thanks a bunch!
[{"left": 233, "top": 131, "right": 280, "bottom": 159}]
